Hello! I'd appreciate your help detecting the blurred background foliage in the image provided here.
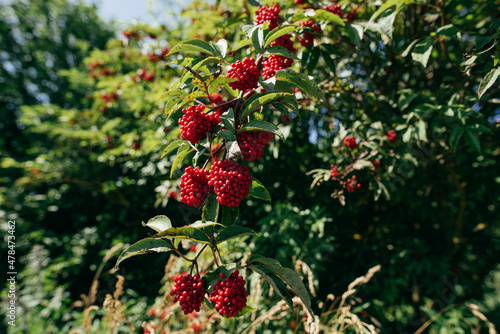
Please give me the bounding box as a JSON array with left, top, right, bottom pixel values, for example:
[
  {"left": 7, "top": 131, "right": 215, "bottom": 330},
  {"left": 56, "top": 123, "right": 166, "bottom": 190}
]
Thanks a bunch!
[{"left": 0, "top": 0, "right": 499, "bottom": 333}]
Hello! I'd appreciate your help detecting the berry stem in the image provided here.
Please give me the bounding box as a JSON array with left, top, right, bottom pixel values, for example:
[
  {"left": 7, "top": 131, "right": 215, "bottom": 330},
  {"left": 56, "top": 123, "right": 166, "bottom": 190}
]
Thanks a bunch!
[{"left": 169, "top": 239, "right": 193, "bottom": 262}]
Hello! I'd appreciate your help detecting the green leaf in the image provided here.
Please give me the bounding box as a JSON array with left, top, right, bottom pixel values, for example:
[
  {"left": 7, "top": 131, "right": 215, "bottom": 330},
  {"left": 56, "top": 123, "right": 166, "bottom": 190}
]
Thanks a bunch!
[
  {"left": 314, "top": 9, "right": 345, "bottom": 26},
  {"left": 217, "top": 225, "right": 257, "bottom": 244},
  {"left": 165, "top": 91, "right": 206, "bottom": 119},
  {"left": 142, "top": 215, "right": 172, "bottom": 233},
  {"left": 411, "top": 36, "right": 434, "bottom": 68},
  {"left": 248, "top": 255, "right": 314, "bottom": 317},
  {"left": 156, "top": 89, "right": 188, "bottom": 102},
  {"left": 276, "top": 69, "right": 326, "bottom": 101},
  {"left": 190, "top": 57, "right": 221, "bottom": 71},
  {"left": 170, "top": 145, "right": 195, "bottom": 178},
  {"left": 202, "top": 263, "right": 238, "bottom": 291},
  {"left": 161, "top": 140, "right": 189, "bottom": 159},
  {"left": 264, "top": 25, "right": 302, "bottom": 48},
  {"left": 115, "top": 238, "right": 173, "bottom": 267},
  {"left": 247, "top": 264, "right": 294, "bottom": 311},
  {"left": 211, "top": 39, "right": 228, "bottom": 58},
  {"left": 155, "top": 220, "right": 222, "bottom": 243},
  {"left": 478, "top": 67, "right": 500, "bottom": 100},
  {"left": 240, "top": 92, "right": 296, "bottom": 119},
  {"left": 219, "top": 130, "right": 237, "bottom": 141},
  {"left": 167, "top": 39, "right": 216, "bottom": 57},
  {"left": 307, "top": 47, "right": 321, "bottom": 74},
  {"left": 321, "top": 49, "right": 336, "bottom": 73},
  {"left": 219, "top": 108, "right": 236, "bottom": 133},
  {"left": 345, "top": 24, "right": 364, "bottom": 46},
  {"left": 202, "top": 193, "right": 219, "bottom": 222},
  {"left": 239, "top": 120, "right": 284, "bottom": 141},
  {"left": 417, "top": 119, "right": 427, "bottom": 142},
  {"left": 248, "top": 177, "right": 271, "bottom": 202},
  {"left": 221, "top": 205, "right": 239, "bottom": 226},
  {"left": 436, "top": 24, "right": 461, "bottom": 39},
  {"left": 378, "top": 9, "right": 397, "bottom": 39},
  {"left": 251, "top": 26, "right": 264, "bottom": 53},
  {"left": 399, "top": 38, "right": 421, "bottom": 58},
  {"left": 264, "top": 46, "right": 299, "bottom": 60},
  {"left": 208, "top": 76, "right": 238, "bottom": 94},
  {"left": 464, "top": 130, "right": 481, "bottom": 154}
]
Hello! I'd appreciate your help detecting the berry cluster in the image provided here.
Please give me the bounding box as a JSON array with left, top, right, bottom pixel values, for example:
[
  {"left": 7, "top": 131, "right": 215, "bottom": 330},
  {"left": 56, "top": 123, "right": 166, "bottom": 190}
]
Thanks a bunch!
[
  {"left": 254, "top": 4, "right": 281, "bottom": 30},
  {"left": 208, "top": 160, "right": 252, "bottom": 207},
  {"left": 262, "top": 55, "right": 294, "bottom": 80},
  {"left": 371, "top": 160, "right": 381, "bottom": 172},
  {"left": 343, "top": 136, "right": 358, "bottom": 149},
  {"left": 170, "top": 273, "right": 206, "bottom": 315},
  {"left": 180, "top": 166, "right": 211, "bottom": 207},
  {"left": 237, "top": 131, "right": 274, "bottom": 161},
  {"left": 137, "top": 68, "right": 155, "bottom": 82},
  {"left": 209, "top": 271, "right": 248, "bottom": 317},
  {"left": 295, "top": 0, "right": 306, "bottom": 4},
  {"left": 298, "top": 20, "right": 321, "bottom": 46},
  {"left": 227, "top": 57, "right": 260, "bottom": 92},
  {"left": 179, "top": 105, "right": 219, "bottom": 144},
  {"left": 330, "top": 165, "right": 339, "bottom": 180},
  {"left": 101, "top": 92, "right": 119, "bottom": 103},
  {"left": 325, "top": 4, "right": 344, "bottom": 18},
  {"left": 386, "top": 130, "right": 397, "bottom": 143},
  {"left": 270, "top": 34, "right": 296, "bottom": 53},
  {"left": 344, "top": 175, "right": 361, "bottom": 193}
]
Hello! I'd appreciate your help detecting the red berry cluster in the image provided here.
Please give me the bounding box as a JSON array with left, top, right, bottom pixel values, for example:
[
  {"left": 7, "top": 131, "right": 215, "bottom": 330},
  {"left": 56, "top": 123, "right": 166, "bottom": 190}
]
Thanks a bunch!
[
  {"left": 344, "top": 175, "right": 361, "bottom": 193},
  {"left": 254, "top": 4, "right": 281, "bottom": 30},
  {"left": 343, "top": 136, "right": 358, "bottom": 149},
  {"left": 270, "top": 34, "right": 296, "bottom": 53},
  {"left": 371, "top": 160, "right": 381, "bottom": 172},
  {"left": 298, "top": 20, "right": 321, "bottom": 46},
  {"left": 208, "top": 160, "right": 252, "bottom": 207},
  {"left": 295, "top": 0, "right": 306, "bottom": 4},
  {"left": 330, "top": 165, "right": 339, "bottom": 179},
  {"left": 227, "top": 57, "right": 260, "bottom": 92},
  {"left": 122, "top": 29, "right": 140, "bottom": 40},
  {"left": 237, "top": 131, "right": 274, "bottom": 161},
  {"left": 386, "top": 130, "right": 397, "bottom": 143},
  {"left": 209, "top": 271, "right": 248, "bottom": 317},
  {"left": 137, "top": 68, "right": 155, "bottom": 82},
  {"left": 89, "top": 61, "right": 115, "bottom": 78},
  {"left": 325, "top": 4, "right": 344, "bottom": 18},
  {"left": 262, "top": 55, "right": 294, "bottom": 80},
  {"left": 179, "top": 105, "right": 219, "bottom": 144},
  {"left": 132, "top": 141, "right": 141, "bottom": 150},
  {"left": 170, "top": 273, "right": 206, "bottom": 315},
  {"left": 180, "top": 166, "right": 211, "bottom": 207},
  {"left": 101, "top": 92, "right": 118, "bottom": 103}
]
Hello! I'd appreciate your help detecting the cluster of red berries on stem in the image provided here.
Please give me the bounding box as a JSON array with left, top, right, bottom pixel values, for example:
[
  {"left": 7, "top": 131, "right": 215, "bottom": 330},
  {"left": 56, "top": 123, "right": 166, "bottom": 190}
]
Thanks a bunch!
[
  {"left": 325, "top": 4, "right": 344, "bottom": 18},
  {"left": 330, "top": 165, "right": 339, "bottom": 179},
  {"left": 386, "top": 130, "right": 397, "bottom": 143},
  {"left": 237, "top": 131, "right": 275, "bottom": 161},
  {"left": 137, "top": 68, "right": 155, "bottom": 82},
  {"left": 344, "top": 175, "right": 361, "bottom": 193},
  {"left": 179, "top": 105, "right": 219, "bottom": 144},
  {"left": 254, "top": 4, "right": 281, "bottom": 30},
  {"left": 170, "top": 273, "right": 206, "bottom": 315},
  {"left": 298, "top": 20, "right": 321, "bottom": 46},
  {"left": 227, "top": 57, "right": 260, "bottom": 91},
  {"left": 344, "top": 136, "right": 358, "bottom": 149},
  {"left": 180, "top": 167, "right": 211, "bottom": 207},
  {"left": 208, "top": 160, "right": 252, "bottom": 207},
  {"left": 209, "top": 271, "right": 248, "bottom": 317}
]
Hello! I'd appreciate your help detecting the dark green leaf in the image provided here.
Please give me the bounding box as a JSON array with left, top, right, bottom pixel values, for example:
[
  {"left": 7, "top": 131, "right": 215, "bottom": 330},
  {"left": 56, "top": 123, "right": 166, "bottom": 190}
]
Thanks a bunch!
[
  {"left": 464, "top": 130, "right": 481, "bottom": 154},
  {"left": 142, "top": 215, "right": 172, "bottom": 233},
  {"left": 155, "top": 220, "right": 222, "bottom": 243},
  {"left": 115, "top": 238, "right": 173, "bottom": 267},
  {"left": 220, "top": 108, "right": 236, "bottom": 133},
  {"left": 276, "top": 69, "right": 326, "bottom": 101},
  {"left": 247, "top": 264, "right": 294, "bottom": 311},
  {"left": 411, "top": 36, "right": 434, "bottom": 68},
  {"left": 170, "top": 145, "right": 195, "bottom": 178},
  {"left": 161, "top": 140, "right": 189, "bottom": 159},
  {"left": 248, "top": 177, "right": 272, "bottom": 202},
  {"left": 478, "top": 67, "right": 500, "bottom": 100},
  {"left": 202, "top": 193, "right": 219, "bottom": 222},
  {"left": 264, "top": 45, "right": 299, "bottom": 60},
  {"left": 219, "top": 130, "right": 237, "bottom": 141},
  {"left": 221, "top": 205, "right": 239, "bottom": 226},
  {"left": 240, "top": 92, "right": 296, "bottom": 119},
  {"left": 209, "top": 76, "right": 238, "bottom": 94},
  {"left": 314, "top": 9, "right": 345, "bottom": 26},
  {"left": 239, "top": 120, "right": 284, "bottom": 141},
  {"left": 307, "top": 47, "right": 321, "bottom": 73},
  {"left": 264, "top": 25, "right": 302, "bottom": 48},
  {"left": 251, "top": 26, "right": 264, "bottom": 53},
  {"left": 167, "top": 39, "right": 216, "bottom": 57}
]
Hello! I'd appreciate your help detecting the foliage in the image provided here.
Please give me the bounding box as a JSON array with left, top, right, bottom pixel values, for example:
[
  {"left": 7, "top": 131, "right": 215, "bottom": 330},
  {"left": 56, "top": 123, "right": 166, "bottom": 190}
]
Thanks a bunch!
[{"left": 1, "top": 0, "right": 499, "bottom": 333}]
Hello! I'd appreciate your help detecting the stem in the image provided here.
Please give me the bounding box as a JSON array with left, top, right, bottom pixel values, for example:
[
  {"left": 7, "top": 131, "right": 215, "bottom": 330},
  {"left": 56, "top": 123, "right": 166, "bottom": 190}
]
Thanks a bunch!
[{"left": 170, "top": 239, "right": 193, "bottom": 262}]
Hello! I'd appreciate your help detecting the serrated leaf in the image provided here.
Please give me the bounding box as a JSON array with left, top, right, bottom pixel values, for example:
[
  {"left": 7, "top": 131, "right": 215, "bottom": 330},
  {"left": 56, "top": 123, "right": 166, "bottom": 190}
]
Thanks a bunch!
[
  {"left": 170, "top": 146, "right": 195, "bottom": 178},
  {"left": 156, "top": 89, "right": 188, "bottom": 102},
  {"left": 167, "top": 39, "right": 216, "bottom": 57},
  {"left": 212, "top": 39, "right": 228, "bottom": 58},
  {"left": 142, "top": 215, "right": 172, "bottom": 233},
  {"left": 248, "top": 264, "right": 294, "bottom": 311},
  {"left": 248, "top": 177, "right": 271, "bottom": 202},
  {"left": 276, "top": 69, "right": 326, "bottom": 101},
  {"left": 251, "top": 26, "right": 264, "bottom": 53},
  {"left": 165, "top": 94, "right": 189, "bottom": 119},
  {"left": 161, "top": 140, "right": 189, "bottom": 159},
  {"left": 239, "top": 120, "right": 284, "bottom": 141},
  {"left": 209, "top": 76, "right": 238, "bottom": 94},
  {"left": 220, "top": 108, "right": 236, "bottom": 133},
  {"left": 240, "top": 92, "right": 296, "bottom": 119},
  {"left": 190, "top": 57, "right": 221, "bottom": 71},
  {"left": 478, "top": 67, "right": 500, "bottom": 100},
  {"left": 314, "top": 9, "right": 345, "bottom": 26},
  {"left": 154, "top": 220, "right": 222, "bottom": 243},
  {"left": 264, "top": 25, "right": 303, "bottom": 48},
  {"left": 264, "top": 45, "right": 299, "bottom": 60},
  {"left": 411, "top": 36, "right": 434, "bottom": 68},
  {"left": 115, "top": 238, "right": 173, "bottom": 267},
  {"left": 221, "top": 205, "right": 239, "bottom": 226},
  {"left": 202, "top": 193, "right": 219, "bottom": 222},
  {"left": 217, "top": 225, "right": 257, "bottom": 244}
]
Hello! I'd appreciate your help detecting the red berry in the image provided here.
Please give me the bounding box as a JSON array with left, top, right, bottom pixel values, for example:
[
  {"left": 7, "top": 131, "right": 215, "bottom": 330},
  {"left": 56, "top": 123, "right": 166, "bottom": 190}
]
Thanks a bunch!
[
  {"left": 180, "top": 166, "right": 211, "bottom": 207},
  {"left": 298, "top": 19, "right": 321, "bottom": 46},
  {"left": 227, "top": 57, "right": 260, "bottom": 92},
  {"left": 386, "top": 130, "right": 397, "bottom": 143},
  {"left": 325, "top": 4, "right": 344, "bottom": 18},
  {"left": 270, "top": 34, "right": 296, "bottom": 53},
  {"left": 330, "top": 165, "right": 339, "bottom": 179},
  {"left": 237, "top": 131, "right": 274, "bottom": 161},
  {"left": 343, "top": 136, "right": 358, "bottom": 149},
  {"left": 295, "top": 0, "right": 306, "bottom": 4},
  {"left": 179, "top": 105, "right": 219, "bottom": 144},
  {"left": 170, "top": 273, "right": 206, "bottom": 315},
  {"left": 209, "top": 270, "right": 248, "bottom": 318},
  {"left": 262, "top": 55, "right": 294, "bottom": 80},
  {"left": 254, "top": 4, "right": 281, "bottom": 30},
  {"left": 132, "top": 141, "right": 141, "bottom": 150},
  {"left": 208, "top": 160, "right": 252, "bottom": 207}
]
